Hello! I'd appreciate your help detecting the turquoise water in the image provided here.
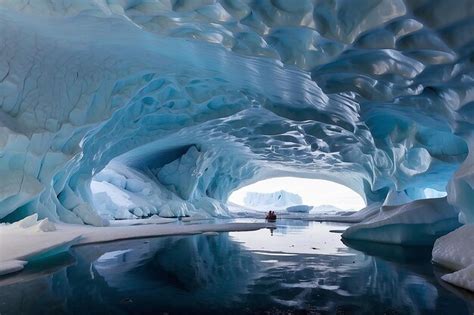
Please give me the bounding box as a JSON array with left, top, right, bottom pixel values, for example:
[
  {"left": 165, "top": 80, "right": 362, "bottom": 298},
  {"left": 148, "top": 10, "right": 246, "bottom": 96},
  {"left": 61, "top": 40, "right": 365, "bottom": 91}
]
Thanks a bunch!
[{"left": 1, "top": 220, "right": 473, "bottom": 314}]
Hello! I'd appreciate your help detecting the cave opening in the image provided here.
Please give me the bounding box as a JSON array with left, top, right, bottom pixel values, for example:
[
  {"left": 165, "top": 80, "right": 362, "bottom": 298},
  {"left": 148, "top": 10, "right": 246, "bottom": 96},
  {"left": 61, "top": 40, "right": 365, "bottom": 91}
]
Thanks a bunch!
[{"left": 228, "top": 177, "right": 366, "bottom": 213}]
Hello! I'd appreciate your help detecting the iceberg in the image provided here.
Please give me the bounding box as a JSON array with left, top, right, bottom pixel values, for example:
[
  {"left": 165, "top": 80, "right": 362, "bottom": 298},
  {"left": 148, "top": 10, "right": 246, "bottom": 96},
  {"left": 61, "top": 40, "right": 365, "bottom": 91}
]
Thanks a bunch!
[
  {"left": 286, "top": 205, "right": 313, "bottom": 213},
  {"left": 243, "top": 190, "right": 303, "bottom": 210},
  {"left": 342, "top": 197, "right": 461, "bottom": 246}
]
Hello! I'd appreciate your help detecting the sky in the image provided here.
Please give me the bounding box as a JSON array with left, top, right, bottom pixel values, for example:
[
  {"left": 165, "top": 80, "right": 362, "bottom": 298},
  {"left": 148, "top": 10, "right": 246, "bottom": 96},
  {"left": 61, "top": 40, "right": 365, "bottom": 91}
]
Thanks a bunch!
[{"left": 228, "top": 177, "right": 366, "bottom": 210}]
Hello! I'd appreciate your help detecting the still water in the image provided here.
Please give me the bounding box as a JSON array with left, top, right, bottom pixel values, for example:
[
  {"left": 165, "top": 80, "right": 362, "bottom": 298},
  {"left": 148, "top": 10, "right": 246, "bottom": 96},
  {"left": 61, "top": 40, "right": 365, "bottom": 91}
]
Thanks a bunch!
[{"left": 1, "top": 220, "right": 473, "bottom": 314}]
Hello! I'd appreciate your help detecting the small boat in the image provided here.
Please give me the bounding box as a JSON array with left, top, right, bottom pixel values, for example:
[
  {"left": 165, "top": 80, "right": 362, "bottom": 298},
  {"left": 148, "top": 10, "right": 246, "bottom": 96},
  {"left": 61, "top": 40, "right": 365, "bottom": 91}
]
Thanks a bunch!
[{"left": 265, "top": 211, "right": 277, "bottom": 221}]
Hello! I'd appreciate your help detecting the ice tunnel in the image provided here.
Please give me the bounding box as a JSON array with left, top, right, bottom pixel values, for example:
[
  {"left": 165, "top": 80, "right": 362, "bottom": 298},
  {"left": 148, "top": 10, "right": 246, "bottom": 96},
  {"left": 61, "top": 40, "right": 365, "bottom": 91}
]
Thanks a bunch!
[{"left": 1, "top": 0, "right": 474, "bottom": 291}]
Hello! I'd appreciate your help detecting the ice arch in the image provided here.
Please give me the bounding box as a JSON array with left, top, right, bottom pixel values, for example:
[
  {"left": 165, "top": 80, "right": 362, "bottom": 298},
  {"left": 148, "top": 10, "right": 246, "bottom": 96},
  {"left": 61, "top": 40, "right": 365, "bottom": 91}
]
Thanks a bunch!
[{"left": 0, "top": 0, "right": 472, "bottom": 244}]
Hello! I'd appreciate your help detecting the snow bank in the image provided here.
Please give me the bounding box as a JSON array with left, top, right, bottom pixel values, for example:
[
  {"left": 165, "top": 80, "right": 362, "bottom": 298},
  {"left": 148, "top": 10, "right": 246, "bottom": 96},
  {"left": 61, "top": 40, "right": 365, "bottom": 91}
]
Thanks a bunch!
[
  {"left": 67, "top": 221, "right": 273, "bottom": 245},
  {"left": 0, "top": 214, "right": 82, "bottom": 275},
  {"left": 0, "top": 213, "right": 272, "bottom": 276},
  {"left": 0, "top": 260, "right": 27, "bottom": 276}
]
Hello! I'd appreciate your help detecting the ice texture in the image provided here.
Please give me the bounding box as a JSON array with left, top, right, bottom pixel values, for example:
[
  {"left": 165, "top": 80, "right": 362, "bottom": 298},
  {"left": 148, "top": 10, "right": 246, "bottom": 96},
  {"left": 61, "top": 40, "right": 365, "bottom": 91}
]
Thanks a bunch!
[
  {"left": 286, "top": 205, "right": 313, "bottom": 213},
  {"left": 0, "top": 0, "right": 474, "bottom": 290},
  {"left": 243, "top": 190, "right": 303, "bottom": 210},
  {"left": 342, "top": 197, "right": 461, "bottom": 245},
  {"left": 0, "top": 0, "right": 471, "bottom": 226},
  {"left": 0, "top": 214, "right": 81, "bottom": 275},
  {"left": 432, "top": 224, "right": 474, "bottom": 292}
]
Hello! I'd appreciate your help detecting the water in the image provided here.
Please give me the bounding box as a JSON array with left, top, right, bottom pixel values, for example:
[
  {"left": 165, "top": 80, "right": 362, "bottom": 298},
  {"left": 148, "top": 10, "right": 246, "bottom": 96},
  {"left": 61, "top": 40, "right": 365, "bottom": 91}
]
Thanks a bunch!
[{"left": 1, "top": 220, "right": 473, "bottom": 314}]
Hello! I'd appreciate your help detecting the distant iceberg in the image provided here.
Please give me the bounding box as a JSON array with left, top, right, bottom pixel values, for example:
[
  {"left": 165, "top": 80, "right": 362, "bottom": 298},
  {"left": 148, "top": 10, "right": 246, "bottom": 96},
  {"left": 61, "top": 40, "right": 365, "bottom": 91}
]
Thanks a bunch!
[{"left": 243, "top": 190, "right": 302, "bottom": 210}]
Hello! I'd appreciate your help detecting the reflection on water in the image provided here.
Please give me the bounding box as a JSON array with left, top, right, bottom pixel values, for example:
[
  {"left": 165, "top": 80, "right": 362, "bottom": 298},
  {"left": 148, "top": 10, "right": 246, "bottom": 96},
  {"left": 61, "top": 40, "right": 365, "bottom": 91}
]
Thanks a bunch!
[{"left": 1, "top": 220, "right": 474, "bottom": 314}]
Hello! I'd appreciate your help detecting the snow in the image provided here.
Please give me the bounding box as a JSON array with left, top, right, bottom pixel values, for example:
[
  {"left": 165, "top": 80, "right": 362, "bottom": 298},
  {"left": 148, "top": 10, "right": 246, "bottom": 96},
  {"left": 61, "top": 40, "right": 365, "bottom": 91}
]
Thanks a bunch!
[
  {"left": 0, "top": 260, "right": 27, "bottom": 276},
  {"left": 0, "top": 215, "right": 82, "bottom": 265},
  {"left": 68, "top": 221, "right": 273, "bottom": 245},
  {"left": 0, "top": 214, "right": 272, "bottom": 277}
]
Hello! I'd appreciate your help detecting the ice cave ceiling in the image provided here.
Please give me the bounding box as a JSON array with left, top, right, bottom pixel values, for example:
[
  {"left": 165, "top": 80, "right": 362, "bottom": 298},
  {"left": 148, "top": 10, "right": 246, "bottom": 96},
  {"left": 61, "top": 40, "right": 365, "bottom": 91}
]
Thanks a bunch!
[{"left": 0, "top": 0, "right": 473, "bottom": 226}]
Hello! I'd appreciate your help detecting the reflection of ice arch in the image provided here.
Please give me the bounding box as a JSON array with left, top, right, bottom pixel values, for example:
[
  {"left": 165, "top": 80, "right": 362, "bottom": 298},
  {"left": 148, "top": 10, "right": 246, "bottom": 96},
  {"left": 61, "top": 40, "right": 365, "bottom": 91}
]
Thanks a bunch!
[
  {"left": 0, "top": 229, "right": 470, "bottom": 314},
  {"left": 74, "top": 234, "right": 260, "bottom": 310}
]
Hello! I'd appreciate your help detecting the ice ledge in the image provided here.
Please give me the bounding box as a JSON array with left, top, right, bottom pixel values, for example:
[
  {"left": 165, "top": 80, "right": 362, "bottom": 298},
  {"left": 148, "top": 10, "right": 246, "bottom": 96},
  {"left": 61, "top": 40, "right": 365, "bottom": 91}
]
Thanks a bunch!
[
  {"left": 0, "top": 214, "right": 273, "bottom": 277},
  {"left": 342, "top": 197, "right": 460, "bottom": 245},
  {"left": 432, "top": 224, "right": 474, "bottom": 292}
]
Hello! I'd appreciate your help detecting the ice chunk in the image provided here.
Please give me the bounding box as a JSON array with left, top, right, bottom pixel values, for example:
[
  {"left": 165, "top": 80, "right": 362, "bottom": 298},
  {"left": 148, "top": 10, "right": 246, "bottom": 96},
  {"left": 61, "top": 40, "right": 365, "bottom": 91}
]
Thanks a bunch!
[
  {"left": 432, "top": 224, "right": 474, "bottom": 271},
  {"left": 342, "top": 198, "right": 460, "bottom": 245},
  {"left": 159, "top": 200, "right": 191, "bottom": 217},
  {"left": 73, "top": 204, "right": 109, "bottom": 227},
  {"left": 0, "top": 217, "right": 82, "bottom": 276},
  {"left": 13, "top": 213, "right": 39, "bottom": 229},
  {"left": 36, "top": 218, "right": 56, "bottom": 232},
  {"left": 441, "top": 264, "right": 474, "bottom": 292}
]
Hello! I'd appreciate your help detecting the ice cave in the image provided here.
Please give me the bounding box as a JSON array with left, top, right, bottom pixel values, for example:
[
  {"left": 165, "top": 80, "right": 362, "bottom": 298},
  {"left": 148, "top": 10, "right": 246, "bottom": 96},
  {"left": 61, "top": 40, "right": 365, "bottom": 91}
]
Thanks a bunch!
[{"left": 1, "top": 0, "right": 474, "bottom": 313}]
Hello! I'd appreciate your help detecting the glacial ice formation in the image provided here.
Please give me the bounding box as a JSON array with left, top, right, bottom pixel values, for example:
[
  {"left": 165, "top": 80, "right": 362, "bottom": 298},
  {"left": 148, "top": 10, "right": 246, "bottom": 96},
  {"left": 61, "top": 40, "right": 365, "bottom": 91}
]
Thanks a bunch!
[
  {"left": 0, "top": 0, "right": 474, "bottom": 291},
  {"left": 286, "top": 205, "right": 313, "bottom": 213},
  {"left": 342, "top": 197, "right": 461, "bottom": 245},
  {"left": 243, "top": 190, "right": 302, "bottom": 210}
]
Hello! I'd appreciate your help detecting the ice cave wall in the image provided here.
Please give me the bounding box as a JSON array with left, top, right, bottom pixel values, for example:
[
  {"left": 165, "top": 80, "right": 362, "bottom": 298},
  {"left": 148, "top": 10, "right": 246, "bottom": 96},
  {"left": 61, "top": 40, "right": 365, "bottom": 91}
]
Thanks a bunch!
[{"left": 0, "top": 0, "right": 472, "bottom": 231}]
